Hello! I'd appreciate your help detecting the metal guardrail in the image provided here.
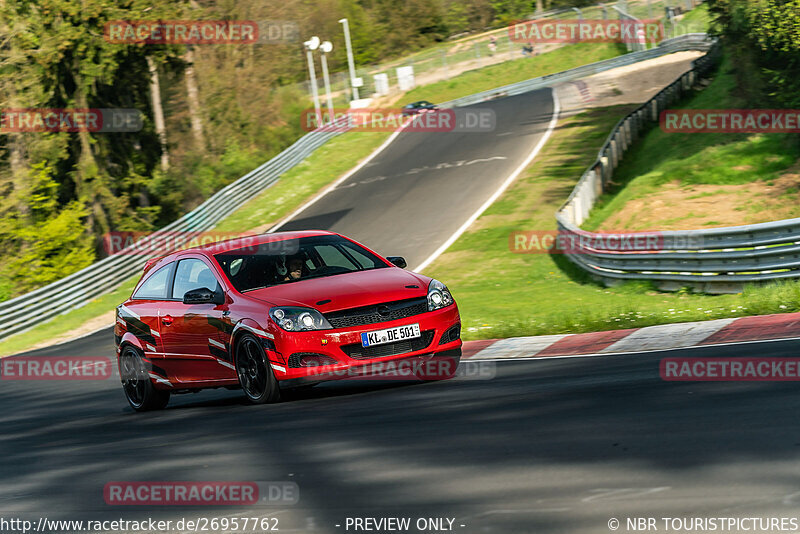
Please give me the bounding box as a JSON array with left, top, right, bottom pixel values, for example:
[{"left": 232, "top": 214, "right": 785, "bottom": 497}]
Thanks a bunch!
[
  {"left": 553, "top": 41, "right": 800, "bottom": 294},
  {"left": 0, "top": 33, "right": 714, "bottom": 341}
]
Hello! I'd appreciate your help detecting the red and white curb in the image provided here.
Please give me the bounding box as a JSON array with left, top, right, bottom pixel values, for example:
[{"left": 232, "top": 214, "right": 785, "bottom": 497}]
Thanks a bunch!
[{"left": 462, "top": 312, "right": 800, "bottom": 360}]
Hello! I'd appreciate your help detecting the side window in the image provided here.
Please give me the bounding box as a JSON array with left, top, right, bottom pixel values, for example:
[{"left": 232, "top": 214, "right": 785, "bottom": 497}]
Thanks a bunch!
[
  {"left": 172, "top": 259, "right": 219, "bottom": 299},
  {"left": 340, "top": 242, "right": 383, "bottom": 269},
  {"left": 315, "top": 245, "right": 356, "bottom": 269},
  {"left": 132, "top": 264, "right": 172, "bottom": 300}
]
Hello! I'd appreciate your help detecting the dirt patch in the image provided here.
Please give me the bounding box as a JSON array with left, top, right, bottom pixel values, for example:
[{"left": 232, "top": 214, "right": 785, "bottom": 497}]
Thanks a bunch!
[
  {"left": 598, "top": 172, "right": 800, "bottom": 232},
  {"left": 556, "top": 50, "right": 704, "bottom": 115}
]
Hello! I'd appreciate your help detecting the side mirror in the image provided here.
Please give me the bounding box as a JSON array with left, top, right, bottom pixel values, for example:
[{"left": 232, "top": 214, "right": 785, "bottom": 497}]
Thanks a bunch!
[
  {"left": 386, "top": 256, "right": 407, "bottom": 269},
  {"left": 183, "top": 287, "right": 225, "bottom": 305}
]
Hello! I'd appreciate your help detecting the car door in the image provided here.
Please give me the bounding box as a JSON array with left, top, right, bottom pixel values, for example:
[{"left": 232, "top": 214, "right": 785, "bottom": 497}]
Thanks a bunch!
[
  {"left": 120, "top": 262, "right": 174, "bottom": 356},
  {"left": 159, "top": 256, "right": 235, "bottom": 384}
]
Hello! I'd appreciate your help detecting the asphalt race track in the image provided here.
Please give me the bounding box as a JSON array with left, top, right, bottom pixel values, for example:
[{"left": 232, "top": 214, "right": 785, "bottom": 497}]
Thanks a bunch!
[
  {"left": 275, "top": 89, "right": 556, "bottom": 268},
  {"left": 4, "top": 336, "right": 800, "bottom": 533}
]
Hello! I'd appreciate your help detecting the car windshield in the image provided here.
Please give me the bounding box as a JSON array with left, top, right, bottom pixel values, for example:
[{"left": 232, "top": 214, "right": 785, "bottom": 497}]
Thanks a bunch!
[{"left": 215, "top": 235, "right": 388, "bottom": 293}]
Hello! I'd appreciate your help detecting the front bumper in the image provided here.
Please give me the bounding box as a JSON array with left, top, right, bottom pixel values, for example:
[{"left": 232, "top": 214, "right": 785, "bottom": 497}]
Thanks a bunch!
[{"left": 269, "top": 304, "right": 461, "bottom": 383}]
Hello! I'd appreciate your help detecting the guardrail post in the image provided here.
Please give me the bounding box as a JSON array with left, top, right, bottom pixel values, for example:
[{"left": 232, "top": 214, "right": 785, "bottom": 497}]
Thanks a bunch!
[
  {"left": 580, "top": 183, "right": 592, "bottom": 222},
  {"left": 599, "top": 156, "right": 610, "bottom": 188},
  {"left": 600, "top": 152, "right": 611, "bottom": 184},
  {"left": 610, "top": 139, "right": 619, "bottom": 168},
  {"left": 591, "top": 168, "right": 603, "bottom": 197},
  {"left": 632, "top": 111, "right": 642, "bottom": 139},
  {"left": 623, "top": 119, "right": 632, "bottom": 149}
]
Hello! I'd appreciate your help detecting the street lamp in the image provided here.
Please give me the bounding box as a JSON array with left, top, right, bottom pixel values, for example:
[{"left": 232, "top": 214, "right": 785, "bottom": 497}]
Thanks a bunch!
[
  {"left": 319, "top": 41, "right": 335, "bottom": 124},
  {"left": 338, "top": 18, "right": 359, "bottom": 102},
  {"left": 303, "top": 36, "right": 322, "bottom": 128}
]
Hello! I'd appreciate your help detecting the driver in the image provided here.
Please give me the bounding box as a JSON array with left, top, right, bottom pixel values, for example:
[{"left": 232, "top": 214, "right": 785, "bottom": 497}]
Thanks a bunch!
[{"left": 283, "top": 256, "right": 304, "bottom": 281}]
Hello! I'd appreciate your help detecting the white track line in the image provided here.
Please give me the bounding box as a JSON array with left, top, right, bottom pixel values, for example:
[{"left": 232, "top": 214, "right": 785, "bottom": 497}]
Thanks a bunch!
[
  {"left": 270, "top": 128, "right": 405, "bottom": 232},
  {"left": 414, "top": 88, "right": 561, "bottom": 272}
]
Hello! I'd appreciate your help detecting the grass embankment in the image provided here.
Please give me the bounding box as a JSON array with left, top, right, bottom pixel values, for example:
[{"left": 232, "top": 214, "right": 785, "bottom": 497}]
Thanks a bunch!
[
  {"left": 425, "top": 102, "right": 800, "bottom": 340},
  {"left": 582, "top": 57, "right": 800, "bottom": 232},
  {"left": 401, "top": 43, "right": 627, "bottom": 104},
  {"left": 676, "top": 3, "right": 712, "bottom": 34},
  {"left": 425, "top": 52, "right": 800, "bottom": 340}
]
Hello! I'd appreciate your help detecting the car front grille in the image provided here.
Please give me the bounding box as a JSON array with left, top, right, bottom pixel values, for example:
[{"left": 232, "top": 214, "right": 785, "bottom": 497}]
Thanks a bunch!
[
  {"left": 324, "top": 297, "right": 428, "bottom": 329},
  {"left": 340, "top": 330, "right": 435, "bottom": 359}
]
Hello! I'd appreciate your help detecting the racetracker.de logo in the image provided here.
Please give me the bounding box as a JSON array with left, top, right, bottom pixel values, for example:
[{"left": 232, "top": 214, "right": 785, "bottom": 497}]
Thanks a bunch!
[
  {"left": 103, "top": 482, "right": 299, "bottom": 505},
  {"left": 508, "top": 19, "right": 663, "bottom": 43},
  {"left": 102, "top": 231, "right": 267, "bottom": 255},
  {"left": 661, "top": 109, "right": 800, "bottom": 133},
  {"left": 301, "top": 108, "right": 496, "bottom": 133},
  {"left": 0, "top": 109, "right": 143, "bottom": 133},
  {"left": 1, "top": 356, "right": 112, "bottom": 381},
  {"left": 105, "top": 20, "right": 260, "bottom": 44},
  {"left": 661, "top": 358, "right": 800, "bottom": 381},
  {"left": 509, "top": 230, "right": 704, "bottom": 254}
]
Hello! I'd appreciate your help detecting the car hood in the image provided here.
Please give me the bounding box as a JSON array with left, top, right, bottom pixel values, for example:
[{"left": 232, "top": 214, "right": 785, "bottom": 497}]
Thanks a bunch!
[{"left": 243, "top": 268, "right": 431, "bottom": 312}]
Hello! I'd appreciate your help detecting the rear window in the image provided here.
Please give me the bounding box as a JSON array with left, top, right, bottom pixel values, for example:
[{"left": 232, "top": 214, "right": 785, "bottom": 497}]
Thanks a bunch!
[{"left": 215, "top": 235, "right": 387, "bottom": 293}]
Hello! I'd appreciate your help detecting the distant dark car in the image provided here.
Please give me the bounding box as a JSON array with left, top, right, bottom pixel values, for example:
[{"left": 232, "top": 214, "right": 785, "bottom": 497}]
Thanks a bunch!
[{"left": 402, "top": 100, "right": 439, "bottom": 117}]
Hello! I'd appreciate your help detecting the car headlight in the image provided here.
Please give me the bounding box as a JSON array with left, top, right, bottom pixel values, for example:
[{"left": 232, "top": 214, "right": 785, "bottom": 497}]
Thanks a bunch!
[
  {"left": 269, "top": 307, "right": 332, "bottom": 332},
  {"left": 427, "top": 279, "right": 454, "bottom": 311}
]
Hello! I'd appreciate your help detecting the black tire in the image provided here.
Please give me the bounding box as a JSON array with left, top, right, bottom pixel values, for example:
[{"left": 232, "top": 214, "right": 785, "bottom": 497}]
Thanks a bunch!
[
  {"left": 235, "top": 333, "right": 280, "bottom": 404},
  {"left": 119, "top": 346, "right": 170, "bottom": 412}
]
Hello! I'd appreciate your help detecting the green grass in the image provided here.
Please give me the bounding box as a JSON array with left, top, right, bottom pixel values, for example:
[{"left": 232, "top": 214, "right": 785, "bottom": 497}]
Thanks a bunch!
[
  {"left": 679, "top": 3, "right": 712, "bottom": 28},
  {"left": 423, "top": 104, "right": 800, "bottom": 340},
  {"left": 582, "top": 56, "right": 800, "bottom": 231},
  {"left": 401, "top": 43, "right": 627, "bottom": 104},
  {"left": 0, "top": 275, "right": 139, "bottom": 357}
]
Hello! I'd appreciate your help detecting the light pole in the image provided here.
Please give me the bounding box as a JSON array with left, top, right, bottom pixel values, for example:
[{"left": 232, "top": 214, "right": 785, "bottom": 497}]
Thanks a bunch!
[
  {"left": 338, "top": 18, "right": 359, "bottom": 102},
  {"left": 319, "top": 41, "right": 335, "bottom": 124},
  {"left": 304, "top": 36, "right": 322, "bottom": 128}
]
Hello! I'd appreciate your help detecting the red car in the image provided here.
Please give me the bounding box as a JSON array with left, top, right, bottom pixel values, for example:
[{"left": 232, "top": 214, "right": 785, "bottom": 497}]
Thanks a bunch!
[{"left": 115, "top": 231, "right": 462, "bottom": 411}]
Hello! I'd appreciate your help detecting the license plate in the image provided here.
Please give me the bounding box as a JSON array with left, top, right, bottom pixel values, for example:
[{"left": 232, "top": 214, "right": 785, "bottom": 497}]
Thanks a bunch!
[{"left": 361, "top": 323, "right": 421, "bottom": 347}]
